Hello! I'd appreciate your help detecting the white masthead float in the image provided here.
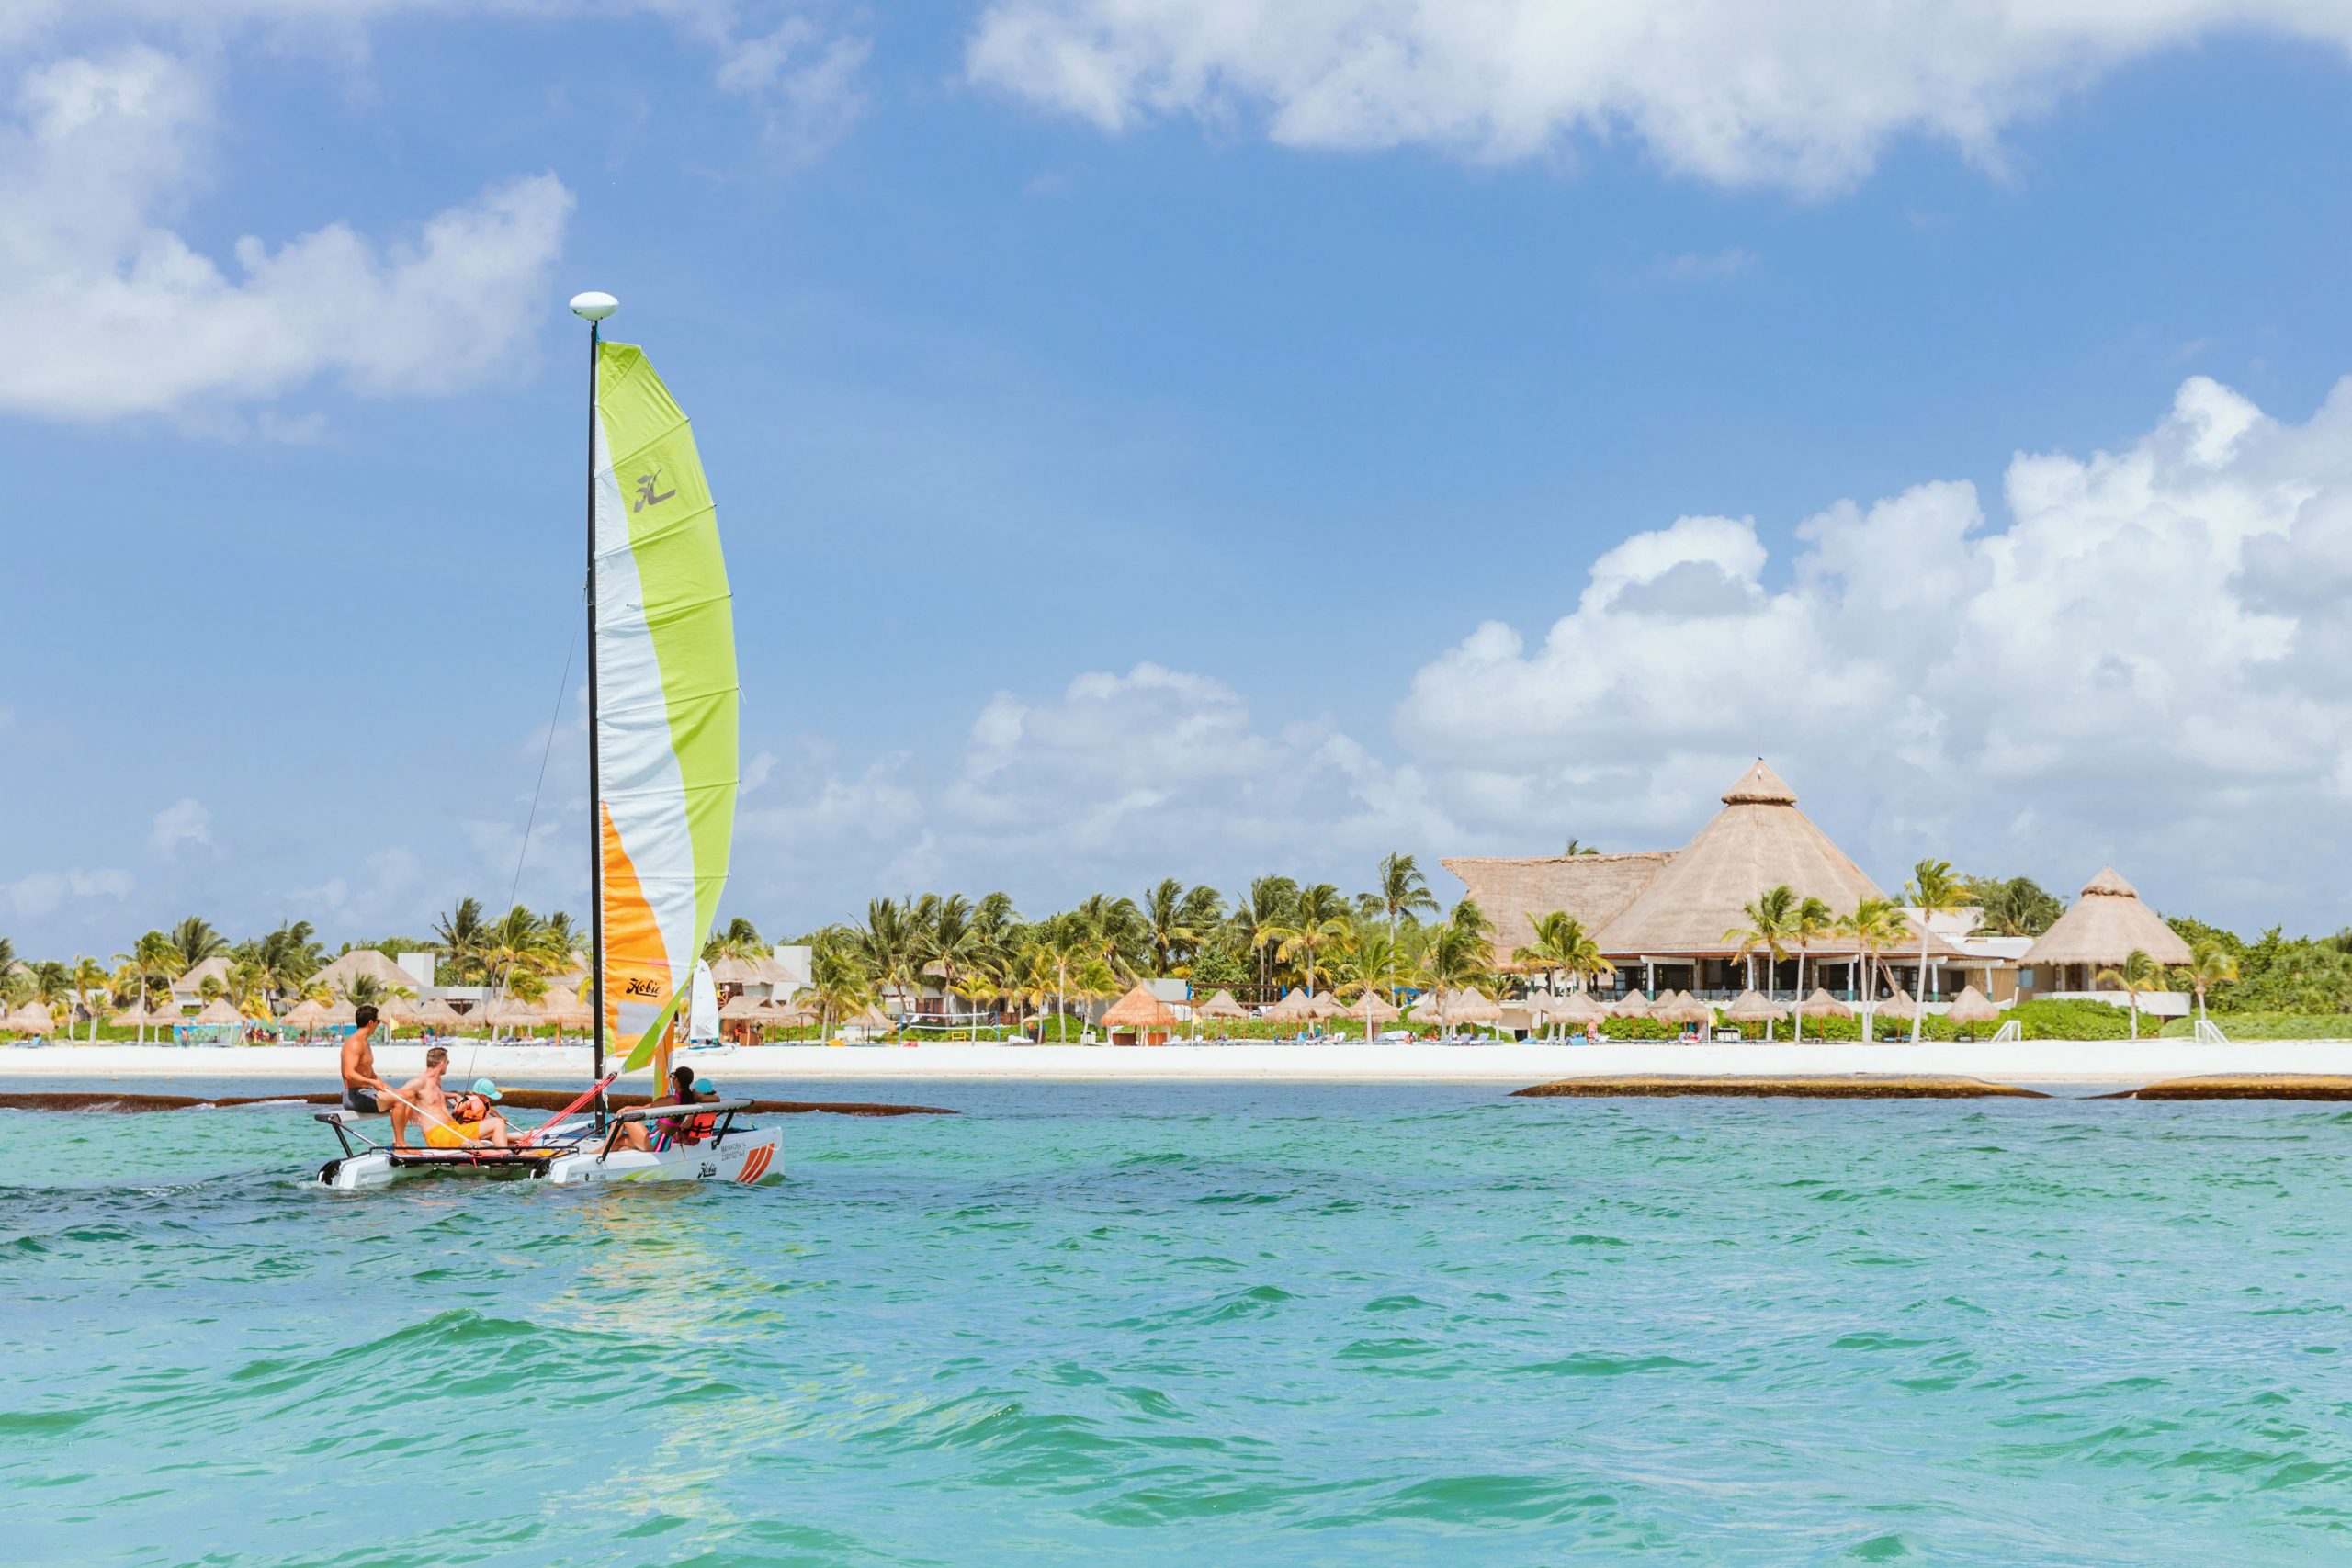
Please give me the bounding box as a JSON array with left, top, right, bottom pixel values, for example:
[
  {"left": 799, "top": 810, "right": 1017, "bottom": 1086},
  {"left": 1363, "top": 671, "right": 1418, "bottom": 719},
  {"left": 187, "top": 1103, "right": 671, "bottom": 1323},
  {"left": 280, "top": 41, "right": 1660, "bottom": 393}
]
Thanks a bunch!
[{"left": 318, "top": 292, "right": 781, "bottom": 1190}]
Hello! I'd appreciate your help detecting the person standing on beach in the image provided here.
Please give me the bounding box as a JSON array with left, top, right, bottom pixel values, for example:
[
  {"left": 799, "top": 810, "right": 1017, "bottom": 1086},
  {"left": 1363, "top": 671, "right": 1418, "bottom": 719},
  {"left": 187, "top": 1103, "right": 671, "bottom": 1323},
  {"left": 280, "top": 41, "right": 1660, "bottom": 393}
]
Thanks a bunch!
[{"left": 338, "top": 1004, "right": 414, "bottom": 1147}]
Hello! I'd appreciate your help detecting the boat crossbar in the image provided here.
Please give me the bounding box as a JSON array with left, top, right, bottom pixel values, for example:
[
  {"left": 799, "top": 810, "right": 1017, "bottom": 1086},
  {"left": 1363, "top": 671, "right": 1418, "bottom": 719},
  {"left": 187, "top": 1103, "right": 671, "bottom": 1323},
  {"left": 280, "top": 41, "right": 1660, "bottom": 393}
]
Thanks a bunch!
[{"left": 606, "top": 1099, "right": 755, "bottom": 1122}]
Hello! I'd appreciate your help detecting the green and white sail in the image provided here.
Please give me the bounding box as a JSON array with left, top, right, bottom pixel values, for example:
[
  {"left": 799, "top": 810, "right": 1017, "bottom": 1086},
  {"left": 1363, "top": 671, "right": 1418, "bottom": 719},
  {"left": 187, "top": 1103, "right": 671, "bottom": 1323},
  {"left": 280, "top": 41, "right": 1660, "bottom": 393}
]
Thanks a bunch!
[{"left": 592, "top": 341, "right": 737, "bottom": 1072}]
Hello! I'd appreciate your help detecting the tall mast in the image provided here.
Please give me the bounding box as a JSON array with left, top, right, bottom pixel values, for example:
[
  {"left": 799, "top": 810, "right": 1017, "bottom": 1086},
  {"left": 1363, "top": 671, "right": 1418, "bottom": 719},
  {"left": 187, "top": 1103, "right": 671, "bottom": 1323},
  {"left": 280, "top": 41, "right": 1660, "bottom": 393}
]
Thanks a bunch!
[{"left": 568, "top": 291, "right": 618, "bottom": 1119}]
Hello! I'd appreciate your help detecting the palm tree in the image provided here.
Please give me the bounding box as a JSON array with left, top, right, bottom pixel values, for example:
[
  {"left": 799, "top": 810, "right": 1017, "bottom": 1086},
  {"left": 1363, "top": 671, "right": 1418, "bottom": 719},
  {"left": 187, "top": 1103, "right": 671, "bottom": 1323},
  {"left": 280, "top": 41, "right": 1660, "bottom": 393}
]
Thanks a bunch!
[
  {"left": 1336, "top": 926, "right": 1414, "bottom": 1038},
  {"left": 1370, "top": 852, "right": 1439, "bottom": 941},
  {"left": 70, "top": 954, "right": 110, "bottom": 1040},
  {"left": 1512, "top": 912, "right": 1611, "bottom": 1038},
  {"left": 1027, "top": 911, "right": 1095, "bottom": 1036},
  {"left": 1786, "top": 895, "right": 1835, "bottom": 1043},
  {"left": 800, "top": 938, "right": 877, "bottom": 1041},
  {"left": 1902, "top": 859, "right": 1964, "bottom": 1043},
  {"left": 2183, "top": 940, "right": 2238, "bottom": 1027},
  {"left": 702, "top": 915, "right": 767, "bottom": 962},
  {"left": 1724, "top": 886, "right": 1800, "bottom": 999},
  {"left": 853, "top": 897, "right": 923, "bottom": 1018},
  {"left": 1141, "top": 878, "right": 1208, "bottom": 975},
  {"left": 32, "top": 960, "right": 74, "bottom": 1022},
  {"left": 1422, "top": 920, "right": 1496, "bottom": 1035},
  {"left": 433, "top": 897, "right": 490, "bottom": 984},
  {"left": 1837, "top": 897, "right": 1910, "bottom": 1040},
  {"left": 1561, "top": 839, "right": 1600, "bottom": 856},
  {"left": 166, "top": 917, "right": 227, "bottom": 971},
  {"left": 479, "top": 904, "right": 563, "bottom": 1003},
  {"left": 2096, "top": 949, "right": 2161, "bottom": 1040},
  {"left": 917, "top": 894, "right": 990, "bottom": 1034},
  {"left": 1273, "top": 883, "right": 1353, "bottom": 997},
  {"left": 1075, "top": 893, "right": 1147, "bottom": 977},
  {"left": 1232, "top": 875, "right": 1299, "bottom": 995}
]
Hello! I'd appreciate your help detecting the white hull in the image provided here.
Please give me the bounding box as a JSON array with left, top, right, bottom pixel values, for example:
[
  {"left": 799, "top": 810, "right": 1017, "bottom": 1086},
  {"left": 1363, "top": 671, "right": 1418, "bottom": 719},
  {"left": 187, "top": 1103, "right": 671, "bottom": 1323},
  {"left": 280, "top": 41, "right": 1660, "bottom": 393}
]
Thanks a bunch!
[{"left": 319, "top": 1125, "right": 780, "bottom": 1191}]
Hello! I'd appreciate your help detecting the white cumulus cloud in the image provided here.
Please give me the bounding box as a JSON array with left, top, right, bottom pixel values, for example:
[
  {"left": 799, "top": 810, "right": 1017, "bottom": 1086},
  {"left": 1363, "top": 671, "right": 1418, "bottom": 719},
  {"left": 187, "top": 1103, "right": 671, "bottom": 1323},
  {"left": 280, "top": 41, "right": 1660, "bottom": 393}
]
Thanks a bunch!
[
  {"left": 148, "top": 796, "right": 213, "bottom": 855},
  {"left": 725, "top": 373, "right": 2352, "bottom": 936},
  {"left": 6, "top": 867, "right": 134, "bottom": 920},
  {"left": 967, "top": 0, "right": 2352, "bottom": 193},
  {"left": 0, "top": 47, "right": 571, "bottom": 422}
]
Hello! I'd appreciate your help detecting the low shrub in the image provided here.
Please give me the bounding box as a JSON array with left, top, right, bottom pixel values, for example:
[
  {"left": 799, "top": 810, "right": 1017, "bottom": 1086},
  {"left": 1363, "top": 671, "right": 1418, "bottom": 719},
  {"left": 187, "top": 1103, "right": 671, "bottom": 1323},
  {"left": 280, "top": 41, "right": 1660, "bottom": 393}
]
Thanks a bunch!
[{"left": 2155, "top": 1011, "right": 2352, "bottom": 1040}]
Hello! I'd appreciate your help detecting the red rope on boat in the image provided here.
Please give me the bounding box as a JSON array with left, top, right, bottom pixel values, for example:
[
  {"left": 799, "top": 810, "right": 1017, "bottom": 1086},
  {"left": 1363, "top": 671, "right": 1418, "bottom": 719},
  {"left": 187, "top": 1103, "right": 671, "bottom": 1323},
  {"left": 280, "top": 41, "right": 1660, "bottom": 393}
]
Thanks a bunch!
[{"left": 517, "top": 1073, "right": 618, "bottom": 1145}]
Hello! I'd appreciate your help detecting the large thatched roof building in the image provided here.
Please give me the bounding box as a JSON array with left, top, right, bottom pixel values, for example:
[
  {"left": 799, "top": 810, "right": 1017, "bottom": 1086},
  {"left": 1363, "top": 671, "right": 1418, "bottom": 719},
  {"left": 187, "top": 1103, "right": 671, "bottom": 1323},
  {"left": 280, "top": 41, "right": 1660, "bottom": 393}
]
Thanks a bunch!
[
  {"left": 1444, "top": 759, "right": 1974, "bottom": 998},
  {"left": 2018, "top": 868, "right": 2192, "bottom": 1004}
]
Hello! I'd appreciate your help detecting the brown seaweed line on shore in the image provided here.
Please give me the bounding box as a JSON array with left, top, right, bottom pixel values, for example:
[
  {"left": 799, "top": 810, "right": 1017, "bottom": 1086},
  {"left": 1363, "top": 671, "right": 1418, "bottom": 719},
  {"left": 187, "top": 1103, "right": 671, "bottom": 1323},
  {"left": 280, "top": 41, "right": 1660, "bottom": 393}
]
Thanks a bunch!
[{"left": 1512, "top": 1075, "right": 2048, "bottom": 1100}]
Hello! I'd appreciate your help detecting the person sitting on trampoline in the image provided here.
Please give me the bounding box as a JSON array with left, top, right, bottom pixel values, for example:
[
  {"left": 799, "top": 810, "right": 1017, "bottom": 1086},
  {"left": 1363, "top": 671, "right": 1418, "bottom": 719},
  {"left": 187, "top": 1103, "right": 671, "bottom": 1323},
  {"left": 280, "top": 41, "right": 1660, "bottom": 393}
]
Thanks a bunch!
[{"left": 424, "top": 1079, "right": 515, "bottom": 1149}]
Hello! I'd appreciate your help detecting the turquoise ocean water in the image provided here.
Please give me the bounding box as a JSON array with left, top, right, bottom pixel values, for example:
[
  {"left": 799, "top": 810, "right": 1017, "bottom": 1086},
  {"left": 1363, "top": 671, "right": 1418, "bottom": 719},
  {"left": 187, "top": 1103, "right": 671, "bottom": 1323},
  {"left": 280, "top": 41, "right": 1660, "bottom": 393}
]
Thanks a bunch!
[{"left": 6, "top": 1077, "right": 2352, "bottom": 1566}]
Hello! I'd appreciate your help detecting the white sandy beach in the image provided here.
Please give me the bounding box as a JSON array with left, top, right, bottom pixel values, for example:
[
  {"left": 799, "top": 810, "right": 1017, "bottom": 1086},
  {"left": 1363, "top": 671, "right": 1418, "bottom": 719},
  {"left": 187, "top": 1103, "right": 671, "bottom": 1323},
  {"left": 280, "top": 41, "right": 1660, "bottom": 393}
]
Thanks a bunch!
[{"left": 3, "top": 1039, "right": 2350, "bottom": 1087}]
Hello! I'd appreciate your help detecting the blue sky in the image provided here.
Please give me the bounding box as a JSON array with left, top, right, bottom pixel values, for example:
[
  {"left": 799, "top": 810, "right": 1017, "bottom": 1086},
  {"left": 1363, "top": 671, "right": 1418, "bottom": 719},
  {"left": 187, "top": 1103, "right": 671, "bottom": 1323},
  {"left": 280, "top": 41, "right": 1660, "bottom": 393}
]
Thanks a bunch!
[{"left": 7, "top": 2, "right": 2352, "bottom": 955}]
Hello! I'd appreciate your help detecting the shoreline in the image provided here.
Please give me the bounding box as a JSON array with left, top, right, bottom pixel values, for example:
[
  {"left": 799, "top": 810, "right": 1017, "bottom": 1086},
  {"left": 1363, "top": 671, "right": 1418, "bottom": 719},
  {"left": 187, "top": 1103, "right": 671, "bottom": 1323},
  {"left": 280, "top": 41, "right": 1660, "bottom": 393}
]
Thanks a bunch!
[{"left": 6, "top": 1039, "right": 2352, "bottom": 1087}]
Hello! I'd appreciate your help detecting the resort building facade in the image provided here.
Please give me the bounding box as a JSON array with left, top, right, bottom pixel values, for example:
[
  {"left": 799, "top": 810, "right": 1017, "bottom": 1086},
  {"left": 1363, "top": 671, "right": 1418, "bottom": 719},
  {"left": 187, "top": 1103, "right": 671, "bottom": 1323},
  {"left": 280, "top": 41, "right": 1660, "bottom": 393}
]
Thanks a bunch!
[{"left": 1443, "top": 760, "right": 2181, "bottom": 1013}]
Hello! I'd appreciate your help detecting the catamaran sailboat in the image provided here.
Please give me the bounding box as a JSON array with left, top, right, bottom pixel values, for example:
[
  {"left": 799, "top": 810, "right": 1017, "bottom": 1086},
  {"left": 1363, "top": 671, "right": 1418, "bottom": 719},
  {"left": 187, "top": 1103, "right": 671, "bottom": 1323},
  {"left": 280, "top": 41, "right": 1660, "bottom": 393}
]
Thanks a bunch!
[{"left": 317, "top": 292, "right": 779, "bottom": 1190}]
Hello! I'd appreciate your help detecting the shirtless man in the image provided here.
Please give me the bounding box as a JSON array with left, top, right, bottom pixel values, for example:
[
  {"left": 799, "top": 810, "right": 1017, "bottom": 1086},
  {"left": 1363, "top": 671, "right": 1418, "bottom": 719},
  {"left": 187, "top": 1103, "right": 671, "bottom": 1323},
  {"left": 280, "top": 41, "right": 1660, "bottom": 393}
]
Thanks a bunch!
[{"left": 337, "top": 1004, "right": 417, "bottom": 1148}]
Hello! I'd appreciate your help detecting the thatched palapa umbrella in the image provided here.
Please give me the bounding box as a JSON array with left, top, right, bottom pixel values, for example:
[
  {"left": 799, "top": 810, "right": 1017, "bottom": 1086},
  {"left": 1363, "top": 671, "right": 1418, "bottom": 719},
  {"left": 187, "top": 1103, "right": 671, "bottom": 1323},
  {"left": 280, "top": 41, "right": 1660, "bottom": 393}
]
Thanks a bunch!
[
  {"left": 1102, "top": 983, "right": 1179, "bottom": 1045},
  {"left": 322, "top": 999, "right": 359, "bottom": 1028},
  {"left": 1193, "top": 988, "right": 1247, "bottom": 1039},
  {"left": 1798, "top": 988, "right": 1852, "bottom": 1043},
  {"left": 1446, "top": 988, "right": 1503, "bottom": 1038},
  {"left": 1306, "top": 990, "right": 1344, "bottom": 1021},
  {"left": 1608, "top": 989, "right": 1653, "bottom": 1019},
  {"left": 4, "top": 1002, "right": 57, "bottom": 1037},
  {"left": 1657, "top": 991, "right": 1713, "bottom": 1031},
  {"left": 417, "top": 998, "right": 467, "bottom": 1035},
  {"left": 843, "top": 1003, "right": 893, "bottom": 1038},
  {"left": 282, "top": 998, "right": 329, "bottom": 1038},
  {"left": 1353, "top": 990, "right": 1401, "bottom": 1038},
  {"left": 1721, "top": 989, "right": 1781, "bottom": 1040},
  {"left": 192, "top": 998, "right": 243, "bottom": 1028},
  {"left": 1262, "top": 988, "right": 1315, "bottom": 1025},
  {"left": 1874, "top": 988, "right": 1914, "bottom": 1041},
  {"left": 1944, "top": 984, "right": 2002, "bottom": 1040},
  {"left": 1549, "top": 990, "right": 1608, "bottom": 1035}
]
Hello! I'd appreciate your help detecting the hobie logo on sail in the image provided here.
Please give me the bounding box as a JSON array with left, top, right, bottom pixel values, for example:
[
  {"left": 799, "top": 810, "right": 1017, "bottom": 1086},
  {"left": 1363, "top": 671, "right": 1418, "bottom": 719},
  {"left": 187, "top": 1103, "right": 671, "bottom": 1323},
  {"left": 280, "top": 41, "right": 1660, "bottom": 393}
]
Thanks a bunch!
[{"left": 633, "top": 467, "right": 676, "bottom": 513}]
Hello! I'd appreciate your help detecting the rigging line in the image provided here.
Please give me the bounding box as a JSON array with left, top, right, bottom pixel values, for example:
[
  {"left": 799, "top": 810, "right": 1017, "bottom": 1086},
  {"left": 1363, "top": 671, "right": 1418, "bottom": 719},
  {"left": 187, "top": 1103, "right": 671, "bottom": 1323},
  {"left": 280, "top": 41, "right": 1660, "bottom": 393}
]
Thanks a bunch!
[{"left": 469, "top": 623, "right": 580, "bottom": 1086}]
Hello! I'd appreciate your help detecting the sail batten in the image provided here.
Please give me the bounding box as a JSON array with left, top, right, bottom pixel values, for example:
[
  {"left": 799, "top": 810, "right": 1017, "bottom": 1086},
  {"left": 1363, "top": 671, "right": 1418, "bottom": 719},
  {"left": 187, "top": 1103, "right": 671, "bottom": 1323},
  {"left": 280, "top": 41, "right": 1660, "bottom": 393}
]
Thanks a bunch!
[{"left": 591, "top": 339, "right": 737, "bottom": 1074}]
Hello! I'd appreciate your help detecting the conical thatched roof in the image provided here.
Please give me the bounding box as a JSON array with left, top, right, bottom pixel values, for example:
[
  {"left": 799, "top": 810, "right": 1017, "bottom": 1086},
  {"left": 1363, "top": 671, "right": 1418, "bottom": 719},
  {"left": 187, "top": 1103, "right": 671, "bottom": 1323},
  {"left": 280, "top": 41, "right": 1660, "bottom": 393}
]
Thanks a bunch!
[
  {"left": 4, "top": 1003, "right": 57, "bottom": 1034},
  {"left": 718, "top": 993, "right": 770, "bottom": 1021},
  {"left": 282, "top": 998, "right": 329, "bottom": 1028},
  {"left": 1306, "top": 990, "right": 1344, "bottom": 1019},
  {"left": 538, "top": 996, "right": 593, "bottom": 1027},
  {"left": 1550, "top": 990, "right": 1608, "bottom": 1024},
  {"left": 310, "top": 950, "right": 416, "bottom": 998},
  {"left": 1657, "top": 991, "right": 1713, "bottom": 1025},
  {"left": 1592, "top": 761, "right": 1967, "bottom": 960},
  {"left": 1446, "top": 987, "right": 1502, "bottom": 1023},
  {"left": 1798, "top": 987, "right": 1852, "bottom": 1019},
  {"left": 191, "top": 998, "right": 243, "bottom": 1025},
  {"left": 111, "top": 1001, "right": 151, "bottom": 1027},
  {"left": 1944, "top": 984, "right": 2002, "bottom": 1024},
  {"left": 844, "top": 1004, "right": 893, "bottom": 1031},
  {"left": 1195, "top": 989, "right": 1248, "bottom": 1020},
  {"left": 2020, "top": 867, "right": 2192, "bottom": 967},
  {"left": 1878, "top": 987, "right": 1914, "bottom": 1013},
  {"left": 377, "top": 996, "right": 419, "bottom": 1024},
  {"left": 417, "top": 998, "right": 466, "bottom": 1028},
  {"left": 707, "top": 955, "right": 763, "bottom": 985},
  {"left": 1353, "top": 991, "right": 1402, "bottom": 1023},
  {"left": 175, "top": 955, "right": 234, "bottom": 994},
  {"left": 1609, "top": 989, "right": 1653, "bottom": 1017},
  {"left": 322, "top": 1000, "right": 358, "bottom": 1026},
  {"left": 1262, "top": 988, "right": 1315, "bottom": 1021},
  {"left": 1721, "top": 989, "right": 1783, "bottom": 1022},
  {"left": 1102, "top": 983, "right": 1179, "bottom": 1029}
]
